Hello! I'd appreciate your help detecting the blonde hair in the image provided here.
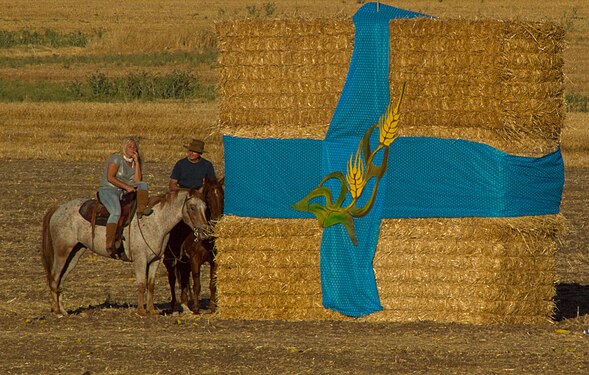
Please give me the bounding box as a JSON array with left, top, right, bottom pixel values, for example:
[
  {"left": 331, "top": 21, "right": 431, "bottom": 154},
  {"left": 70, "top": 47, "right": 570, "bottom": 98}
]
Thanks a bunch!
[
  {"left": 120, "top": 136, "right": 145, "bottom": 163},
  {"left": 121, "top": 136, "right": 139, "bottom": 154}
]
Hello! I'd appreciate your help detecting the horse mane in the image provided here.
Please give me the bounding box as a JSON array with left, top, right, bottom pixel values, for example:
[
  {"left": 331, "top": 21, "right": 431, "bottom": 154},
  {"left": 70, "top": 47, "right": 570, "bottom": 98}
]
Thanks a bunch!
[
  {"left": 203, "top": 177, "right": 224, "bottom": 222},
  {"left": 148, "top": 188, "right": 205, "bottom": 209},
  {"left": 148, "top": 189, "right": 184, "bottom": 208}
]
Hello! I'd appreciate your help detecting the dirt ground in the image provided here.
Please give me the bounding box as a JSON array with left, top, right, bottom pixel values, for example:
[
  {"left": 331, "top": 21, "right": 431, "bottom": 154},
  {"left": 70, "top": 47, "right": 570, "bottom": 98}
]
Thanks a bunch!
[{"left": 0, "top": 160, "right": 588, "bottom": 374}]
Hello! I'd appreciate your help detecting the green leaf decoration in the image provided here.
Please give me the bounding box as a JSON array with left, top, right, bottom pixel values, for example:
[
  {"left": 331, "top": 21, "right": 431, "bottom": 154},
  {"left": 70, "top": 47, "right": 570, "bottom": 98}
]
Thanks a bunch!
[{"left": 292, "top": 84, "right": 406, "bottom": 246}]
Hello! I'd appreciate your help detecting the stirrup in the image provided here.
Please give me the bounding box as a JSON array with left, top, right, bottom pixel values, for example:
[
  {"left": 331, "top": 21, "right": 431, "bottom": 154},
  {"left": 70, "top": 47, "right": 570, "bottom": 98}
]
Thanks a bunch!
[
  {"left": 118, "top": 252, "right": 131, "bottom": 262},
  {"left": 109, "top": 247, "right": 131, "bottom": 262},
  {"left": 111, "top": 251, "right": 131, "bottom": 262}
]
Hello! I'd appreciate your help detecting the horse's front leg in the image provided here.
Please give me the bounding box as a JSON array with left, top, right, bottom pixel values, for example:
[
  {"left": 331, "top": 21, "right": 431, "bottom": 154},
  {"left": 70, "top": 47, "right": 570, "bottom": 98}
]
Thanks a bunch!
[
  {"left": 189, "top": 253, "right": 202, "bottom": 314},
  {"left": 145, "top": 257, "right": 162, "bottom": 315},
  {"left": 178, "top": 261, "right": 191, "bottom": 312},
  {"left": 209, "top": 259, "right": 217, "bottom": 313},
  {"left": 132, "top": 257, "right": 148, "bottom": 316},
  {"left": 164, "top": 260, "right": 179, "bottom": 313},
  {"left": 136, "top": 282, "right": 146, "bottom": 316}
]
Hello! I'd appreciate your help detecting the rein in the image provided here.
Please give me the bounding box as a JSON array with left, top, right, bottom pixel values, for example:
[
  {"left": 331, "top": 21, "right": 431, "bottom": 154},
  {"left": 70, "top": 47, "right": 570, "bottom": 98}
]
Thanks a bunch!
[
  {"left": 136, "top": 215, "right": 160, "bottom": 259},
  {"left": 136, "top": 192, "right": 196, "bottom": 260}
]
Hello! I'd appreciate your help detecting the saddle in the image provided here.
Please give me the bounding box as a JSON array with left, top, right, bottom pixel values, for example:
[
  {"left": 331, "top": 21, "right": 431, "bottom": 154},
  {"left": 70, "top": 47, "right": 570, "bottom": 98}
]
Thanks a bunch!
[
  {"left": 79, "top": 191, "right": 137, "bottom": 227},
  {"left": 79, "top": 191, "right": 137, "bottom": 256}
]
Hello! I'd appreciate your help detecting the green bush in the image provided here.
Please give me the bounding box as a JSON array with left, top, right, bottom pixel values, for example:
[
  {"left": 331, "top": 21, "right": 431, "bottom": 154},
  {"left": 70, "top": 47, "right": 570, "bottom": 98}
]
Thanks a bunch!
[
  {"left": 88, "top": 72, "right": 118, "bottom": 99},
  {"left": 0, "top": 70, "right": 215, "bottom": 102},
  {"left": 0, "top": 29, "right": 87, "bottom": 48},
  {"left": 566, "top": 93, "right": 589, "bottom": 113},
  {"left": 124, "top": 71, "right": 157, "bottom": 100},
  {"left": 159, "top": 70, "right": 197, "bottom": 99}
]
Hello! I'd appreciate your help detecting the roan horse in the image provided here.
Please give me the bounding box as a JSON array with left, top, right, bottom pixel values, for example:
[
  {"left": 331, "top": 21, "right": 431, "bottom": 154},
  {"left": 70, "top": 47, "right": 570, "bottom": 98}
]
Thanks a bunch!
[
  {"left": 41, "top": 188, "right": 209, "bottom": 316},
  {"left": 164, "top": 176, "right": 224, "bottom": 314}
]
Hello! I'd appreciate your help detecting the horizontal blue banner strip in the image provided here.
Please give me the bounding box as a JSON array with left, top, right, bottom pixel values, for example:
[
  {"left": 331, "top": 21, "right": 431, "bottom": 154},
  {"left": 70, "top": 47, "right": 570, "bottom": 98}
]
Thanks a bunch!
[{"left": 223, "top": 135, "right": 564, "bottom": 219}]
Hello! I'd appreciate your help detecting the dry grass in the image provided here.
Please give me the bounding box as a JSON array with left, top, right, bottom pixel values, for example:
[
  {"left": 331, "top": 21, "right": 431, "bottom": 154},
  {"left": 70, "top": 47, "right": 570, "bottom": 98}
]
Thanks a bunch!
[
  {"left": 562, "top": 113, "right": 589, "bottom": 168},
  {"left": 0, "top": 101, "right": 225, "bottom": 174},
  {"left": 0, "top": 1, "right": 587, "bottom": 94},
  {"left": 0, "top": 1, "right": 583, "bottom": 176}
]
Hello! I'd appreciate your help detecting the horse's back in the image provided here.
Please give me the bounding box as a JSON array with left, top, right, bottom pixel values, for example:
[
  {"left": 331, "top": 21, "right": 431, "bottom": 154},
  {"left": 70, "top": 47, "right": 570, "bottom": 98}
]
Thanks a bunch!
[{"left": 48, "top": 198, "right": 92, "bottom": 244}]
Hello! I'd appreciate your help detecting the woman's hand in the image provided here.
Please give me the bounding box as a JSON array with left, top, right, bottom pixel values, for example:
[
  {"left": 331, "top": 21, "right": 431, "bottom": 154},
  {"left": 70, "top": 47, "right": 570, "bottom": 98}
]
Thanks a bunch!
[{"left": 124, "top": 185, "right": 137, "bottom": 193}]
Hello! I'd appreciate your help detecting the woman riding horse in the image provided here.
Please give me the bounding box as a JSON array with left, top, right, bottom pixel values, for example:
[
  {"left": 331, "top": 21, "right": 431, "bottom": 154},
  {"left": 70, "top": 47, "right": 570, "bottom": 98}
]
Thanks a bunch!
[
  {"left": 98, "top": 136, "right": 153, "bottom": 260},
  {"left": 41, "top": 188, "right": 209, "bottom": 316}
]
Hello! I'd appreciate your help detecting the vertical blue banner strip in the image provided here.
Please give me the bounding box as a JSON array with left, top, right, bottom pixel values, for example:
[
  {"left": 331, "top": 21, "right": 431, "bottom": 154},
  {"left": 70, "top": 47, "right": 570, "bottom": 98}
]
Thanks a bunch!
[{"left": 320, "top": 3, "right": 429, "bottom": 317}]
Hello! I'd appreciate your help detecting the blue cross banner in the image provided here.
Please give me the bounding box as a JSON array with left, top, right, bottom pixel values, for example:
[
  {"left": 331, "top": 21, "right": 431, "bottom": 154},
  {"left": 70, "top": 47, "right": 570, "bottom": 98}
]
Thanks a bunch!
[{"left": 222, "top": 3, "right": 565, "bottom": 317}]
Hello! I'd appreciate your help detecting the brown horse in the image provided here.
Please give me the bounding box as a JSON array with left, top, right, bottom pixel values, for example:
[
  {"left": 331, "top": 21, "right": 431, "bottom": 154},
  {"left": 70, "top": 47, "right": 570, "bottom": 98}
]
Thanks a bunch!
[
  {"left": 164, "top": 176, "right": 224, "bottom": 313},
  {"left": 41, "top": 188, "right": 209, "bottom": 316}
]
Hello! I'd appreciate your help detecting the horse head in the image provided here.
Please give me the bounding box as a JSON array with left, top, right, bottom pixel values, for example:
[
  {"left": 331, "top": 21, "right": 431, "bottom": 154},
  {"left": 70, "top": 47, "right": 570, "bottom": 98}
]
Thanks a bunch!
[
  {"left": 182, "top": 188, "right": 210, "bottom": 239},
  {"left": 203, "top": 176, "right": 225, "bottom": 222}
]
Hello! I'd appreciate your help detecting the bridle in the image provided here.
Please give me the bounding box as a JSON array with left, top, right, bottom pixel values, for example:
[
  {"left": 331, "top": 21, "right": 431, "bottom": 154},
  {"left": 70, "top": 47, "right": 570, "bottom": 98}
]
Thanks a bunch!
[{"left": 136, "top": 191, "right": 206, "bottom": 260}]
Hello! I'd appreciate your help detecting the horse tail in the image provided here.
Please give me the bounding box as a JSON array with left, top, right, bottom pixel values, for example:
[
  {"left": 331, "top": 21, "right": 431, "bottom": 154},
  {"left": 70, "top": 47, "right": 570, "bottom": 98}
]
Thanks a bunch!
[{"left": 41, "top": 205, "right": 59, "bottom": 285}]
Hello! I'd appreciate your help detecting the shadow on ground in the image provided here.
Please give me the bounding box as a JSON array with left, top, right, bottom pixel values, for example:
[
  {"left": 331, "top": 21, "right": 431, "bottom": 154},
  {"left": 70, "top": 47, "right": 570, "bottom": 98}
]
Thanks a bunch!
[
  {"left": 63, "top": 287, "right": 589, "bottom": 321},
  {"left": 67, "top": 298, "right": 212, "bottom": 316},
  {"left": 554, "top": 283, "right": 589, "bottom": 321}
]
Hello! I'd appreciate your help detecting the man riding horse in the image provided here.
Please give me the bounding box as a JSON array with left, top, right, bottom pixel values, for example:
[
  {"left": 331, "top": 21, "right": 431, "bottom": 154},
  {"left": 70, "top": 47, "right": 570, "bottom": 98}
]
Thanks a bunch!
[
  {"left": 165, "top": 139, "right": 218, "bottom": 312},
  {"left": 167, "top": 138, "right": 217, "bottom": 253}
]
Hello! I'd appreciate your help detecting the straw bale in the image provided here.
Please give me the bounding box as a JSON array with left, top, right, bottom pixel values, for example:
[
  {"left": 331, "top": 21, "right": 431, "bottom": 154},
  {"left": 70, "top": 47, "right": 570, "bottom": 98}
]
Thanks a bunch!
[
  {"left": 218, "top": 307, "right": 344, "bottom": 321},
  {"left": 217, "top": 18, "right": 564, "bottom": 156},
  {"left": 214, "top": 216, "right": 322, "bottom": 237},
  {"left": 215, "top": 18, "right": 564, "bottom": 323},
  {"left": 214, "top": 215, "right": 562, "bottom": 323}
]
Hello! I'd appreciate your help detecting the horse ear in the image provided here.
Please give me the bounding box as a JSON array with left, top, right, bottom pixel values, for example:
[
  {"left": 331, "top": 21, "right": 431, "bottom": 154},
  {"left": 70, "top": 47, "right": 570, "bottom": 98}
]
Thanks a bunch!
[{"left": 197, "top": 185, "right": 204, "bottom": 194}]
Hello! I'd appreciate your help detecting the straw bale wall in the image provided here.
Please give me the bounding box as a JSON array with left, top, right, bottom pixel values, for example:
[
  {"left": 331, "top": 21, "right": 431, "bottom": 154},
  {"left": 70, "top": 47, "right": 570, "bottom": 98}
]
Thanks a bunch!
[
  {"left": 215, "top": 216, "right": 563, "bottom": 323},
  {"left": 215, "top": 17, "right": 565, "bottom": 324}
]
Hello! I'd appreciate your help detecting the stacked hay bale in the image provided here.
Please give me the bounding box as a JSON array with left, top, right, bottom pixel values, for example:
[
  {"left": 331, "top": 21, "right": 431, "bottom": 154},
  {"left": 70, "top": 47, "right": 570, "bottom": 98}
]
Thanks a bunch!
[
  {"left": 215, "top": 17, "right": 565, "bottom": 324},
  {"left": 217, "top": 19, "right": 354, "bottom": 139}
]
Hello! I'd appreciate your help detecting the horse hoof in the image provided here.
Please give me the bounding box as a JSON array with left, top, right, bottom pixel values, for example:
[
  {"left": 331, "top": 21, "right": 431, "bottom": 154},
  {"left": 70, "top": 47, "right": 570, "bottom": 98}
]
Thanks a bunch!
[{"left": 55, "top": 309, "right": 68, "bottom": 317}]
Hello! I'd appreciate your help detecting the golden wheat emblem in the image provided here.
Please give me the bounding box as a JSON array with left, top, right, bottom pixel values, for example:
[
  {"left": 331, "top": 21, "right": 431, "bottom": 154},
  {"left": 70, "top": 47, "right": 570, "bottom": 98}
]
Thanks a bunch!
[
  {"left": 292, "top": 83, "right": 407, "bottom": 246},
  {"left": 346, "top": 150, "right": 367, "bottom": 199},
  {"left": 379, "top": 82, "right": 404, "bottom": 147}
]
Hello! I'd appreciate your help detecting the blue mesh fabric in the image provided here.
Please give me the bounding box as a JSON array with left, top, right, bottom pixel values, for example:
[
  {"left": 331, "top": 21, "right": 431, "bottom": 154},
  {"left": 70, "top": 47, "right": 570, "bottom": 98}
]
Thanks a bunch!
[
  {"left": 320, "top": 3, "right": 430, "bottom": 316},
  {"left": 222, "top": 3, "right": 564, "bottom": 317},
  {"left": 223, "top": 136, "right": 563, "bottom": 219}
]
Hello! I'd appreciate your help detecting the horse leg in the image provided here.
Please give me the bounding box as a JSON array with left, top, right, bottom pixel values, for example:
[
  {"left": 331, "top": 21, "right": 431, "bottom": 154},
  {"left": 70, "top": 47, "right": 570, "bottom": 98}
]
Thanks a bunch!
[
  {"left": 164, "top": 258, "right": 178, "bottom": 313},
  {"left": 209, "top": 259, "right": 217, "bottom": 313},
  {"left": 132, "top": 257, "right": 148, "bottom": 315},
  {"left": 189, "top": 253, "right": 202, "bottom": 314},
  {"left": 178, "top": 261, "right": 191, "bottom": 313},
  {"left": 164, "top": 224, "right": 188, "bottom": 313},
  {"left": 48, "top": 243, "right": 86, "bottom": 316},
  {"left": 136, "top": 282, "right": 146, "bottom": 316},
  {"left": 145, "top": 258, "right": 162, "bottom": 315}
]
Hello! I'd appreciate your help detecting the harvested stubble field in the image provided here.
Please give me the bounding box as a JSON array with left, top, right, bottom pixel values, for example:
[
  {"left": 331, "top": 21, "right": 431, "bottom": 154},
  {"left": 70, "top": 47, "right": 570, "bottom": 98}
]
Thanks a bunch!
[{"left": 1, "top": 1, "right": 589, "bottom": 374}]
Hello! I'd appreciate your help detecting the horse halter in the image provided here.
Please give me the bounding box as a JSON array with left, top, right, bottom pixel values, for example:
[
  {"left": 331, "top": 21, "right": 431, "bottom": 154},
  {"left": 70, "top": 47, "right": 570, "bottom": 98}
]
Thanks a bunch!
[{"left": 183, "top": 191, "right": 210, "bottom": 240}]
